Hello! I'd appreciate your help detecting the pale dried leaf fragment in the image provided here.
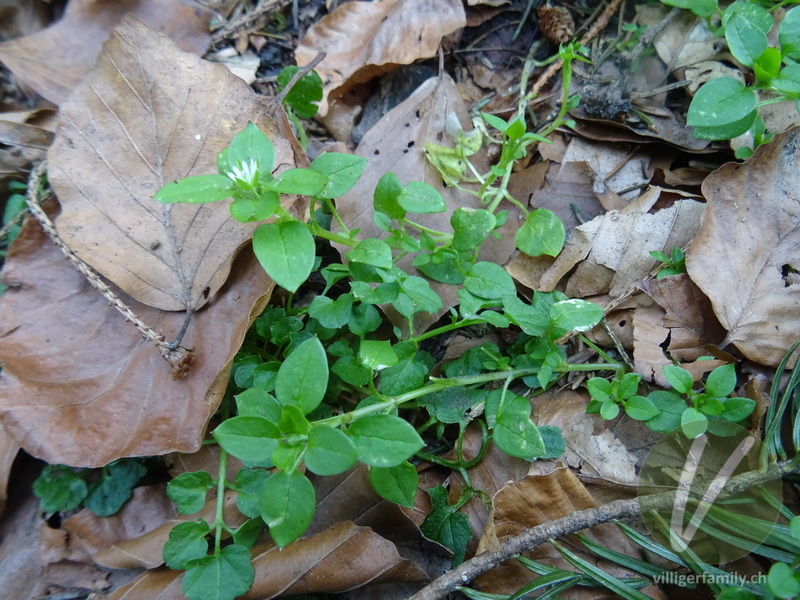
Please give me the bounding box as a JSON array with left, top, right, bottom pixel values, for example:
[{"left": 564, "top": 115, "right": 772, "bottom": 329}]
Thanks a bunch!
[
  {"left": 686, "top": 128, "right": 800, "bottom": 366},
  {"left": 0, "top": 423, "right": 19, "bottom": 517},
  {"left": 540, "top": 193, "right": 704, "bottom": 298},
  {"left": 48, "top": 15, "right": 298, "bottom": 312},
  {"left": 0, "top": 0, "right": 212, "bottom": 105},
  {"left": 295, "top": 0, "right": 466, "bottom": 116},
  {"left": 0, "top": 201, "right": 273, "bottom": 467}
]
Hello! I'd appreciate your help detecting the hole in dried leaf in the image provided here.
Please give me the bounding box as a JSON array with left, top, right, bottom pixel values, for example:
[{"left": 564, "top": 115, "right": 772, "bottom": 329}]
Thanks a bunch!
[{"left": 781, "top": 264, "right": 800, "bottom": 287}]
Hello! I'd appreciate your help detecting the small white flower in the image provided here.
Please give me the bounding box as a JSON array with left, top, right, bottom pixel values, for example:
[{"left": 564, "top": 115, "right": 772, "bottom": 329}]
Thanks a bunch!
[{"left": 227, "top": 159, "right": 259, "bottom": 187}]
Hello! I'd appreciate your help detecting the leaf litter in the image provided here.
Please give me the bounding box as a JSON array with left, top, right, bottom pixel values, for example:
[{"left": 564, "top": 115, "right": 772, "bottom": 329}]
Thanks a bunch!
[{"left": 1, "top": 1, "right": 800, "bottom": 599}]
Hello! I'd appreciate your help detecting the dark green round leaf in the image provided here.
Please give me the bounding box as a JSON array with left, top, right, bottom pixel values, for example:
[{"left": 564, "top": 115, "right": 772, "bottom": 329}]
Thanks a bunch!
[
  {"left": 167, "top": 471, "right": 215, "bottom": 515},
  {"left": 681, "top": 407, "right": 708, "bottom": 439},
  {"left": 624, "top": 396, "right": 659, "bottom": 421},
  {"left": 663, "top": 365, "right": 694, "bottom": 394},
  {"left": 780, "top": 6, "right": 800, "bottom": 58},
  {"left": 347, "top": 414, "right": 424, "bottom": 467},
  {"left": 645, "top": 391, "right": 686, "bottom": 433},
  {"left": 212, "top": 416, "right": 280, "bottom": 467},
  {"left": 369, "top": 462, "right": 418, "bottom": 507},
  {"left": 550, "top": 299, "right": 603, "bottom": 334},
  {"left": 234, "top": 388, "right": 281, "bottom": 421},
  {"left": 373, "top": 172, "right": 405, "bottom": 219},
  {"left": 235, "top": 468, "right": 270, "bottom": 518},
  {"left": 306, "top": 425, "right": 358, "bottom": 475},
  {"left": 721, "top": 397, "right": 757, "bottom": 422},
  {"left": 515, "top": 209, "right": 565, "bottom": 257},
  {"left": 33, "top": 464, "right": 88, "bottom": 513},
  {"left": 397, "top": 181, "right": 446, "bottom": 213},
  {"left": 182, "top": 544, "right": 254, "bottom": 600},
  {"left": 687, "top": 78, "right": 756, "bottom": 128},
  {"left": 705, "top": 363, "right": 736, "bottom": 398},
  {"left": 347, "top": 238, "right": 394, "bottom": 269},
  {"left": 451, "top": 207, "right": 496, "bottom": 252},
  {"left": 277, "top": 66, "right": 323, "bottom": 119},
  {"left": 464, "top": 261, "right": 516, "bottom": 300},
  {"left": 308, "top": 294, "right": 355, "bottom": 329},
  {"left": 310, "top": 153, "right": 367, "bottom": 199},
  {"left": 163, "top": 519, "right": 211, "bottom": 570}
]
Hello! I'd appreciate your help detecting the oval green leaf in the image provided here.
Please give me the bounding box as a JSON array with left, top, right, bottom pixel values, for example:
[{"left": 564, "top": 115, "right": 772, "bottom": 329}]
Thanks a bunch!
[
  {"left": 347, "top": 414, "right": 424, "bottom": 467},
  {"left": 252, "top": 220, "right": 315, "bottom": 292},
  {"left": 306, "top": 425, "right": 358, "bottom": 475},
  {"left": 275, "top": 336, "right": 328, "bottom": 414}
]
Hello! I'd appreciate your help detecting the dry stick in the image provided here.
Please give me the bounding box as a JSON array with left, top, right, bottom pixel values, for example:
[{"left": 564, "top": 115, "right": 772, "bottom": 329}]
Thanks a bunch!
[
  {"left": 273, "top": 51, "right": 327, "bottom": 105},
  {"left": 210, "top": 0, "right": 292, "bottom": 47},
  {"left": 406, "top": 462, "right": 787, "bottom": 600},
  {"left": 23, "top": 161, "right": 195, "bottom": 379},
  {"left": 524, "top": 0, "right": 625, "bottom": 102}
]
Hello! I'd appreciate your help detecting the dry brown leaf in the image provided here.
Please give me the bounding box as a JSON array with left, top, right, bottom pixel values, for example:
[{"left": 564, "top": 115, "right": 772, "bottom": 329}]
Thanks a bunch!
[
  {"left": 295, "top": 0, "right": 466, "bottom": 116},
  {"left": 0, "top": 423, "right": 19, "bottom": 517},
  {"left": 540, "top": 192, "right": 704, "bottom": 297},
  {"left": 0, "top": 200, "right": 273, "bottom": 467},
  {"left": 47, "top": 15, "right": 298, "bottom": 313},
  {"left": 686, "top": 128, "right": 800, "bottom": 366},
  {"left": 0, "top": 0, "right": 212, "bottom": 105},
  {"left": 333, "top": 73, "right": 518, "bottom": 333},
  {"left": 474, "top": 467, "right": 665, "bottom": 598}
]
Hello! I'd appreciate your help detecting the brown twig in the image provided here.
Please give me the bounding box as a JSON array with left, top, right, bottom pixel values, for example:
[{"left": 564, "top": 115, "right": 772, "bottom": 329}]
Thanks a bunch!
[
  {"left": 274, "top": 51, "right": 327, "bottom": 105},
  {"left": 406, "top": 461, "right": 786, "bottom": 600},
  {"left": 23, "top": 162, "right": 194, "bottom": 379},
  {"left": 210, "top": 0, "right": 292, "bottom": 47}
]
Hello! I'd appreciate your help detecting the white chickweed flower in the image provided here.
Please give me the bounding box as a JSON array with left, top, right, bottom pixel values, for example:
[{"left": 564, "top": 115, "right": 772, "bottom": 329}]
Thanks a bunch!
[{"left": 227, "top": 159, "right": 259, "bottom": 188}]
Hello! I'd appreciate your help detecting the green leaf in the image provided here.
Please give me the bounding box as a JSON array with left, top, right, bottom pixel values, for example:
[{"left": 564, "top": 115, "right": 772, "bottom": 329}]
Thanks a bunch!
[
  {"left": 305, "top": 425, "right": 358, "bottom": 475},
  {"left": 270, "top": 168, "right": 327, "bottom": 196},
  {"left": 182, "top": 544, "right": 254, "bottom": 600},
  {"left": 395, "top": 276, "right": 443, "bottom": 317},
  {"left": 418, "top": 388, "right": 487, "bottom": 424},
  {"left": 768, "top": 562, "right": 800, "bottom": 599},
  {"left": 235, "top": 388, "right": 282, "bottom": 421},
  {"left": 725, "top": 8, "right": 770, "bottom": 67},
  {"left": 754, "top": 47, "right": 781, "bottom": 84},
  {"left": 332, "top": 355, "right": 372, "bottom": 386},
  {"left": 587, "top": 377, "right": 613, "bottom": 403},
  {"left": 33, "top": 464, "right": 88, "bottom": 513},
  {"left": 550, "top": 299, "right": 603, "bottom": 333},
  {"left": 380, "top": 356, "right": 429, "bottom": 395},
  {"left": 691, "top": 110, "right": 757, "bottom": 141},
  {"left": 373, "top": 172, "right": 406, "bottom": 219},
  {"left": 482, "top": 112, "right": 509, "bottom": 132},
  {"left": 163, "top": 519, "right": 211, "bottom": 569},
  {"left": 645, "top": 391, "right": 686, "bottom": 433},
  {"left": 252, "top": 221, "right": 315, "bottom": 292},
  {"left": 358, "top": 339, "right": 398, "bottom": 371},
  {"left": 231, "top": 518, "right": 264, "bottom": 550},
  {"left": 350, "top": 281, "right": 400, "bottom": 304},
  {"left": 275, "top": 336, "right": 328, "bottom": 414},
  {"left": 491, "top": 392, "right": 545, "bottom": 460},
  {"left": 154, "top": 174, "right": 233, "bottom": 204},
  {"left": 464, "top": 262, "right": 516, "bottom": 300},
  {"left": 398, "top": 181, "right": 446, "bottom": 213},
  {"left": 660, "top": 0, "right": 715, "bottom": 17},
  {"left": 600, "top": 400, "right": 620, "bottom": 420},
  {"left": 421, "top": 486, "right": 472, "bottom": 566},
  {"left": 369, "top": 462, "right": 418, "bottom": 507},
  {"left": 515, "top": 209, "right": 565, "bottom": 257},
  {"left": 780, "top": 6, "right": 800, "bottom": 59},
  {"left": 348, "top": 303, "right": 382, "bottom": 337},
  {"left": 687, "top": 78, "right": 757, "bottom": 127},
  {"left": 308, "top": 294, "right": 355, "bottom": 329},
  {"left": 277, "top": 66, "right": 323, "bottom": 119},
  {"left": 681, "top": 407, "right": 708, "bottom": 439},
  {"left": 347, "top": 414, "right": 424, "bottom": 467},
  {"left": 224, "top": 122, "right": 275, "bottom": 174},
  {"left": 773, "top": 64, "right": 800, "bottom": 97},
  {"left": 167, "top": 471, "right": 215, "bottom": 515},
  {"left": 538, "top": 425, "right": 566, "bottom": 459},
  {"left": 451, "top": 208, "right": 496, "bottom": 252},
  {"left": 84, "top": 459, "right": 147, "bottom": 517},
  {"left": 213, "top": 416, "right": 280, "bottom": 467},
  {"left": 624, "top": 396, "right": 659, "bottom": 421},
  {"left": 259, "top": 470, "right": 316, "bottom": 547},
  {"left": 721, "top": 397, "right": 756, "bottom": 422},
  {"left": 278, "top": 405, "right": 310, "bottom": 435},
  {"left": 310, "top": 153, "right": 367, "bottom": 199},
  {"left": 617, "top": 373, "right": 642, "bottom": 399},
  {"left": 271, "top": 442, "right": 305, "bottom": 472},
  {"left": 663, "top": 365, "right": 693, "bottom": 394},
  {"left": 502, "top": 295, "right": 549, "bottom": 337},
  {"left": 705, "top": 363, "right": 736, "bottom": 398},
  {"left": 347, "top": 238, "right": 394, "bottom": 269},
  {"left": 234, "top": 468, "right": 270, "bottom": 518}
]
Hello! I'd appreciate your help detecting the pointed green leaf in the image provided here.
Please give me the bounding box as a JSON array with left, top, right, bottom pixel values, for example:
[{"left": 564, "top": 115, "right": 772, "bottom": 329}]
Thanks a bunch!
[
  {"left": 167, "top": 471, "right": 215, "bottom": 515},
  {"left": 163, "top": 519, "right": 211, "bottom": 570},
  {"left": 306, "top": 425, "right": 358, "bottom": 475},
  {"left": 348, "top": 414, "right": 424, "bottom": 467},
  {"left": 182, "top": 544, "right": 254, "bottom": 600},
  {"left": 212, "top": 416, "right": 280, "bottom": 467},
  {"left": 252, "top": 221, "right": 315, "bottom": 292},
  {"left": 275, "top": 336, "right": 328, "bottom": 414},
  {"left": 369, "top": 462, "right": 418, "bottom": 507},
  {"left": 259, "top": 471, "right": 315, "bottom": 547},
  {"left": 154, "top": 174, "right": 233, "bottom": 204}
]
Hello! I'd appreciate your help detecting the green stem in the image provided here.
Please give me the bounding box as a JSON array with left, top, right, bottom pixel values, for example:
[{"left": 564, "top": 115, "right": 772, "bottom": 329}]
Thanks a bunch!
[
  {"left": 311, "top": 223, "right": 358, "bottom": 247},
  {"left": 409, "top": 318, "right": 483, "bottom": 344},
  {"left": 321, "top": 196, "right": 351, "bottom": 237},
  {"left": 213, "top": 448, "right": 228, "bottom": 554}
]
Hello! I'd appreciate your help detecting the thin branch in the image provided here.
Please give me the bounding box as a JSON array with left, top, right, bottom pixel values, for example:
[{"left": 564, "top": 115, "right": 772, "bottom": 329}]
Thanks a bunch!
[
  {"left": 210, "top": 0, "right": 292, "bottom": 47},
  {"left": 407, "top": 462, "right": 786, "bottom": 600}
]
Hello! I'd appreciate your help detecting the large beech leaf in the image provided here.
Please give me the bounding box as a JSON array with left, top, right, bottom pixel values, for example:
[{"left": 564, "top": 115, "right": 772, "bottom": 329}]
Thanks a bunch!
[
  {"left": 295, "top": 0, "right": 465, "bottom": 116},
  {"left": 0, "top": 202, "right": 274, "bottom": 467},
  {"left": 47, "top": 15, "right": 299, "bottom": 312},
  {"left": 686, "top": 128, "right": 800, "bottom": 366},
  {"left": 0, "top": 0, "right": 212, "bottom": 105}
]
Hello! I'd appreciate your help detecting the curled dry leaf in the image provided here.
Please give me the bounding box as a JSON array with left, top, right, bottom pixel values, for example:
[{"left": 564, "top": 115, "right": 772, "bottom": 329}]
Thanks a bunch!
[
  {"left": 687, "top": 128, "right": 800, "bottom": 367},
  {"left": 0, "top": 423, "right": 19, "bottom": 517},
  {"left": 48, "top": 15, "right": 300, "bottom": 313},
  {"left": 0, "top": 201, "right": 273, "bottom": 467},
  {"left": 295, "top": 0, "right": 466, "bottom": 116},
  {"left": 0, "top": 0, "right": 212, "bottom": 105}
]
